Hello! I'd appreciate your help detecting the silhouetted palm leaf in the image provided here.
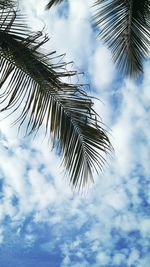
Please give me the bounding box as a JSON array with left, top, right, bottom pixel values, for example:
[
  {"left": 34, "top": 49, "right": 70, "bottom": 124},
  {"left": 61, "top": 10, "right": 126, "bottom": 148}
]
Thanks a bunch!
[
  {"left": 46, "top": 0, "right": 65, "bottom": 10},
  {"left": 94, "top": 0, "right": 150, "bottom": 77},
  {"left": 0, "top": 8, "right": 112, "bottom": 190},
  {"left": 0, "top": 0, "right": 15, "bottom": 9}
]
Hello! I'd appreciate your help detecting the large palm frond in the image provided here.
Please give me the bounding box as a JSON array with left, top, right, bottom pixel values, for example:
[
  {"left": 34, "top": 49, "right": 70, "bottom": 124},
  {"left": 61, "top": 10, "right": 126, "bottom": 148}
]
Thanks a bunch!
[
  {"left": 0, "top": 8, "right": 112, "bottom": 190},
  {"left": 46, "top": 0, "right": 65, "bottom": 9},
  {"left": 94, "top": 0, "right": 150, "bottom": 77}
]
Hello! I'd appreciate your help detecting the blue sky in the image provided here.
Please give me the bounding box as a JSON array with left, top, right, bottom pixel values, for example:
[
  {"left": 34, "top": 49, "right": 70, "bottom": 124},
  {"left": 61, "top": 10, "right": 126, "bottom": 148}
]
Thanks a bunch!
[{"left": 0, "top": 0, "right": 150, "bottom": 266}]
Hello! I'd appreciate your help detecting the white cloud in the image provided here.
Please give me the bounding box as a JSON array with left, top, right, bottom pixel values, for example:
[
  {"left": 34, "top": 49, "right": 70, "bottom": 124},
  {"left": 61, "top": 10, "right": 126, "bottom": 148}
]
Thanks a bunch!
[
  {"left": 91, "top": 45, "right": 115, "bottom": 88},
  {"left": 96, "top": 251, "right": 110, "bottom": 265},
  {"left": 127, "top": 249, "right": 140, "bottom": 266},
  {"left": 0, "top": 228, "right": 4, "bottom": 244},
  {"left": 139, "top": 219, "right": 150, "bottom": 236},
  {"left": 113, "top": 253, "right": 126, "bottom": 265}
]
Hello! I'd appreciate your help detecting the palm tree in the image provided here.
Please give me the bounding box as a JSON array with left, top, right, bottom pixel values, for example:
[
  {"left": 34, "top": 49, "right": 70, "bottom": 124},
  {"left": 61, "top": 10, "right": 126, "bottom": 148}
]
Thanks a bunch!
[
  {"left": 0, "top": 1, "right": 112, "bottom": 190},
  {"left": 47, "top": 0, "right": 150, "bottom": 77}
]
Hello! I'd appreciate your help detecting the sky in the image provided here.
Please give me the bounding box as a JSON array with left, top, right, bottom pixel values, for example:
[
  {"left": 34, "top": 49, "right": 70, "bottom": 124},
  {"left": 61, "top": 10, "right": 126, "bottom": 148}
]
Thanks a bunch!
[{"left": 0, "top": 0, "right": 150, "bottom": 266}]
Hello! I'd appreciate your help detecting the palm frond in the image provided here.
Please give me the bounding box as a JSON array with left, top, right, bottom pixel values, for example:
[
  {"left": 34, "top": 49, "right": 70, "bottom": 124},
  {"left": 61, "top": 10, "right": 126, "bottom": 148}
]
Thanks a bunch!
[
  {"left": 94, "top": 0, "right": 150, "bottom": 77},
  {"left": 0, "top": 8, "right": 112, "bottom": 190},
  {"left": 0, "top": 0, "right": 15, "bottom": 9},
  {"left": 46, "top": 0, "right": 65, "bottom": 10}
]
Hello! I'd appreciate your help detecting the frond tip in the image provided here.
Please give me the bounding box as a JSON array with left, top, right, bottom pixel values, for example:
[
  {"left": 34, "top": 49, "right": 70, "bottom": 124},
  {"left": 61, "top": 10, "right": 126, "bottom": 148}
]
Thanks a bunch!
[
  {"left": 94, "top": 0, "right": 150, "bottom": 77},
  {"left": 46, "top": 0, "right": 65, "bottom": 9},
  {"left": 0, "top": 8, "right": 112, "bottom": 191}
]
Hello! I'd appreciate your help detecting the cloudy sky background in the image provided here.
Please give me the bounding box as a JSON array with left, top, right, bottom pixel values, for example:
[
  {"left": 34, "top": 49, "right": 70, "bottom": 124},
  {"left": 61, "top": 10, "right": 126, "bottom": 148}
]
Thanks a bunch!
[{"left": 0, "top": 0, "right": 150, "bottom": 266}]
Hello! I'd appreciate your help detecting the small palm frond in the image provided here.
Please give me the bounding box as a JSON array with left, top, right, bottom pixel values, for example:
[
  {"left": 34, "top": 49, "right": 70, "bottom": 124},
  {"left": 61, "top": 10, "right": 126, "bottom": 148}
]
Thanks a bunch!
[
  {"left": 0, "top": 9, "right": 112, "bottom": 190},
  {"left": 46, "top": 0, "right": 65, "bottom": 9},
  {"left": 94, "top": 0, "right": 150, "bottom": 77}
]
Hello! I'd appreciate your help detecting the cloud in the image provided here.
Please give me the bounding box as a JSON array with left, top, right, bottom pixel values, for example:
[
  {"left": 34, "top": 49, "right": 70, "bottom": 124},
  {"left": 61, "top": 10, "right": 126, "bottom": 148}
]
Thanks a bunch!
[{"left": 90, "top": 45, "right": 116, "bottom": 88}]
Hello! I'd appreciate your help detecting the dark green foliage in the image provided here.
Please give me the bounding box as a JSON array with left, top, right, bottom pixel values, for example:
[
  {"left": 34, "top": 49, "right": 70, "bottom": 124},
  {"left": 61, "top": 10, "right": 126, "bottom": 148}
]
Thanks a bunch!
[
  {"left": 94, "top": 0, "right": 150, "bottom": 77},
  {"left": 0, "top": 0, "right": 15, "bottom": 8},
  {"left": 46, "top": 0, "right": 65, "bottom": 9},
  {"left": 0, "top": 4, "right": 112, "bottom": 190}
]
